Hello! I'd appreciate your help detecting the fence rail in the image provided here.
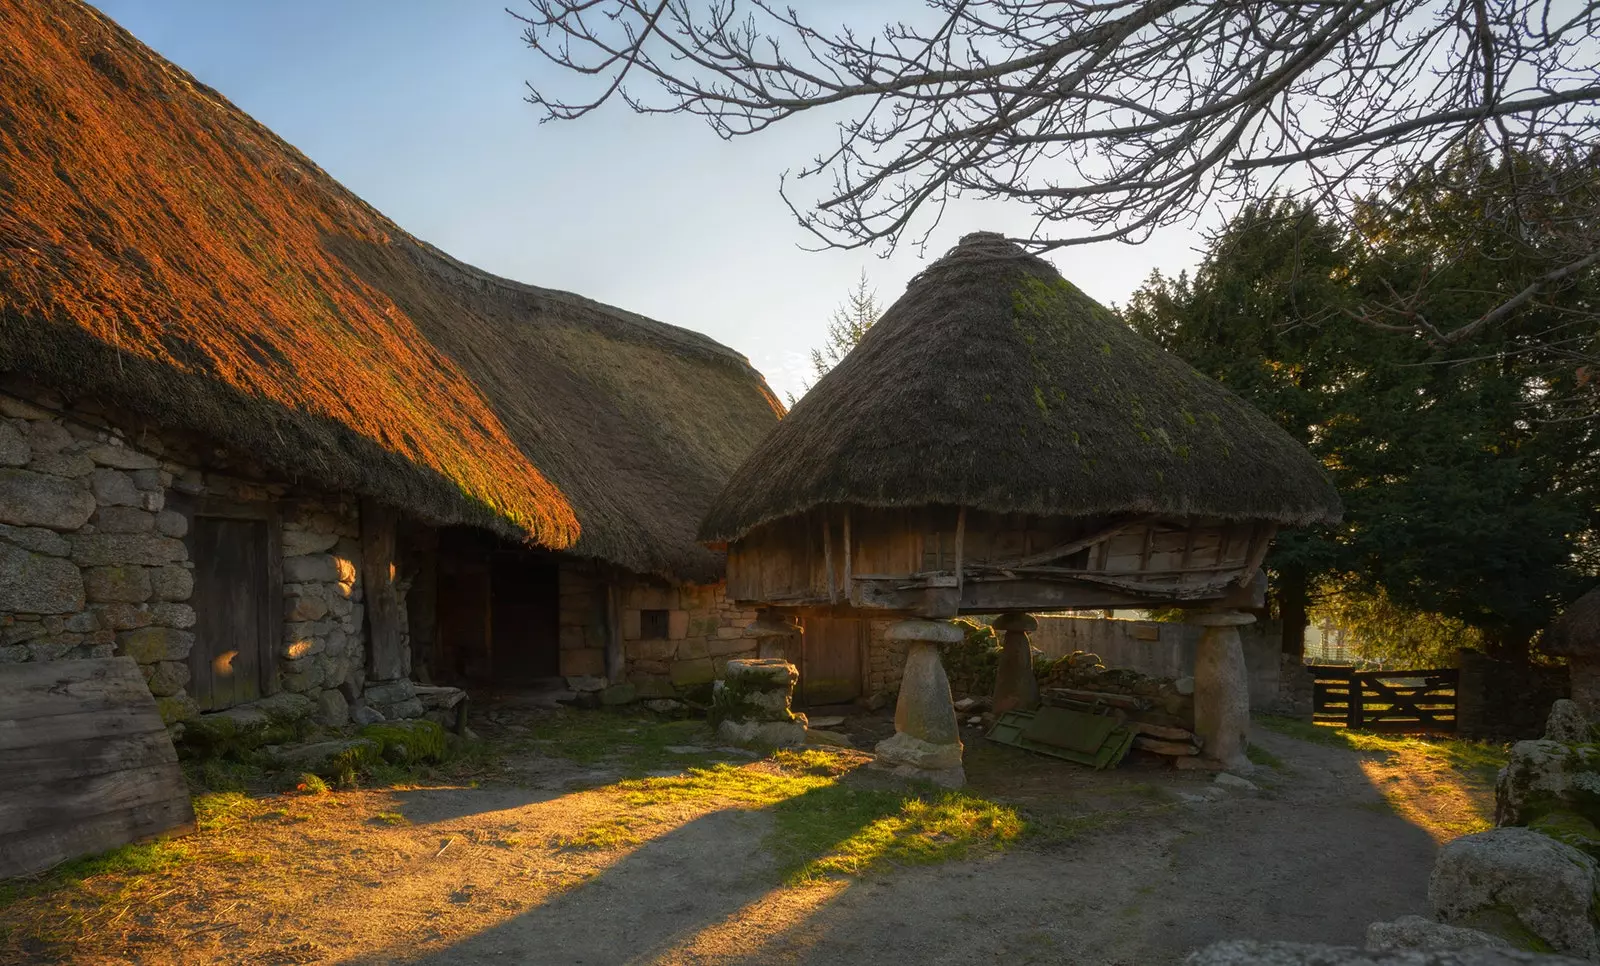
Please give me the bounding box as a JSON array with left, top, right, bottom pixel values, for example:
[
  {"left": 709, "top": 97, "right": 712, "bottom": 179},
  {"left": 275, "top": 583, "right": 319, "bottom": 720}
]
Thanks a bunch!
[{"left": 1309, "top": 666, "right": 1459, "bottom": 733}]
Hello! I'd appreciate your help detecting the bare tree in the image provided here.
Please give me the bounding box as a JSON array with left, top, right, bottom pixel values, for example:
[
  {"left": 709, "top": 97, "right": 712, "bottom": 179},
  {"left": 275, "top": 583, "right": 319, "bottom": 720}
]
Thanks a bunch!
[{"left": 513, "top": 0, "right": 1599, "bottom": 386}]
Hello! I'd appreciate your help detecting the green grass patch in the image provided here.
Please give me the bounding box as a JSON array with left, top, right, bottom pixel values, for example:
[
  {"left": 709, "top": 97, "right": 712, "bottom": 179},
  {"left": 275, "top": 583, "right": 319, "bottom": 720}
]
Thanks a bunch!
[
  {"left": 550, "top": 817, "right": 642, "bottom": 852},
  {"left": 1255, "top": 716, "right": 1506, "bottom": 775},
  {"left": 0, "top": 839, "right": 189, "bottom": 912},
  {"left": 192, "top": 791, "right": 269, "bottom": 832},
  {"left": 1247, "top": 744, "right": 1287, "bottom": 771},
  {"left": 370, "top": 811, "right": 409, "bottom": 827},
  {"left": 612, "top": 749, "right": 1024, "bottom": 883},
  {"left": 520, "top": 710, "right": 719, "bottom": 774}
]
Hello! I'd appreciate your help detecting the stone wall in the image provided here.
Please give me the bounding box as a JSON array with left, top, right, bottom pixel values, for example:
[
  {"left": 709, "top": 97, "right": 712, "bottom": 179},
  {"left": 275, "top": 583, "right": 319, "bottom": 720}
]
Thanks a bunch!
[
  {"left": 1457, "top": 649, "right": 1568, "bottom": 740},
  {"left": 557, "top": 564, "right": 762, "bottom": 698},
  {"left": 864, "top": 619, "right": 902, "bottom": 697},
  {"left": 0, "top": 386, "right": 376, "bottom": 725}
]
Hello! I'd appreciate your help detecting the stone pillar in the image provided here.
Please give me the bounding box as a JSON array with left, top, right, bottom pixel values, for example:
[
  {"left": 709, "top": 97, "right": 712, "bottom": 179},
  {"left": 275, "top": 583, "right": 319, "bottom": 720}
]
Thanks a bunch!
[
  {"left": 743, "top": 610, "right": 801, "bottom": 661},
  {"left": 874, "top": 619, "right": 965, "bottom": 787},
  {"left": 713, "top": 658, "right": 806, "bottom": 748},
  {"left": 1568, "top": 660, "right": 1600, "bottom": 722},
  {"left": 1189, "top": 610, "right": 1255, "bottom": 773},
  {"left": 991, "top": 612, "right": 1040, "bottom": 714}
]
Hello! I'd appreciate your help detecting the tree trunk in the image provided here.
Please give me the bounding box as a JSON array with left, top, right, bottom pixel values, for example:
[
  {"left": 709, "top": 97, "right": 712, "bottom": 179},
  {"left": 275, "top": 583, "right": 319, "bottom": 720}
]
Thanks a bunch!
[{"left": 1277, "top": 563, "right": 1309, "bottom": 658}]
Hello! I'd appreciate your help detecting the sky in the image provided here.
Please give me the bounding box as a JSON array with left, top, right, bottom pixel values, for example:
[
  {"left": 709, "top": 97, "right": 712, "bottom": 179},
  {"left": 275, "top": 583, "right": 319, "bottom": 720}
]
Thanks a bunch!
[{"left": 93, "top": 1, "right": 1208, "bottom": 402}]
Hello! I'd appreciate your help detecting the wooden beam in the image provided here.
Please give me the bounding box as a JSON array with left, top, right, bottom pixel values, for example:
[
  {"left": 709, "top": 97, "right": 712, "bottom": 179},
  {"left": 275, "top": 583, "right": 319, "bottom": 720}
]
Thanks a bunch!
[
  {"left": 822, "top": 511, "right": 836, "bottom": 605},
  {"left": 360, "top": 499, "right": 406, "bottom": 681},
  {"left": 953, "top": 505, "right": 966, "bottom": 596},
  {"left": 842, "top": 509, "right": 852, "bottom": 602},
  {"left": 604, "top": 581, "right": 625, "bottom": 685}
]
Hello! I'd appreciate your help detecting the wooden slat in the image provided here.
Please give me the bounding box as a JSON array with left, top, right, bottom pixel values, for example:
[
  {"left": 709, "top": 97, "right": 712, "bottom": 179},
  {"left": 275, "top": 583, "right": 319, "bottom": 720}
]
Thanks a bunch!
[
  {"left": 0, "top": 799, "right": 194, "bottom": 881},
  {"left": 0, "top": 730, "right": 177, "bottom": 786},
  {"left": 0, "top": 659, "right": 154, "bottom": 722},
  {"left": 0, "top": 706, "right": 161, "bottom": 752}
]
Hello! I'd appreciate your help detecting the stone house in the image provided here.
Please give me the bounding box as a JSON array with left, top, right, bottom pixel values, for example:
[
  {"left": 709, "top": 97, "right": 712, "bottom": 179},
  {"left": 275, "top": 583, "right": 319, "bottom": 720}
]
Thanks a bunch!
[{"left": 0, "top": 0, "right": 790, "bottom": 725}]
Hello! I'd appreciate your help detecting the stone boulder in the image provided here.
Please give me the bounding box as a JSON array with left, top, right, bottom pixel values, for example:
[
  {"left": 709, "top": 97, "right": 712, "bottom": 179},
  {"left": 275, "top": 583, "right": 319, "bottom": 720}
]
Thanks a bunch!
[
  {"left": 1184, "top": 940, "right": 1588, "bottom": 965},
  {"left": 1366, "top": 916, "right": 1511, "bottom": 952},
  {"left": 1495, "top": 740, "right": 1600, "bottom": 827},
  {"left": 0, "top": 540, "right": 84, "bottom": 613},
  {"left": 1547, "top": 701, "right": 1592, "bottom": 744},
  {"left": 1430, "top": 827, "right": 1600, "bottom": 959}
]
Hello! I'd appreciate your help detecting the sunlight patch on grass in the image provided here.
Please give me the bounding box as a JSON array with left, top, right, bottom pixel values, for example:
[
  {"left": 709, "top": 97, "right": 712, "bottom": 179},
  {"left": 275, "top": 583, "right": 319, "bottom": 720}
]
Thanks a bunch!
[
  {"left": 549, "top": 817, "right": 643, "bottom": 853},
  {"left": 519, "top": 710, "right": 719, "bottom": 773}
]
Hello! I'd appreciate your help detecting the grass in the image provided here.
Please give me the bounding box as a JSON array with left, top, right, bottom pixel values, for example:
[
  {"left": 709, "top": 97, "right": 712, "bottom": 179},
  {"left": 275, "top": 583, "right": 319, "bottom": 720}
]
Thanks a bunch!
[
  {"left": 1246, "top": 744, "right": 1287, "bottom": 771},
  {"left": 1256, "top": 715, "right": 1507, "bottom": 842},
  {"left": 517, "top": 709, "right": 721, "bottom": 774}
]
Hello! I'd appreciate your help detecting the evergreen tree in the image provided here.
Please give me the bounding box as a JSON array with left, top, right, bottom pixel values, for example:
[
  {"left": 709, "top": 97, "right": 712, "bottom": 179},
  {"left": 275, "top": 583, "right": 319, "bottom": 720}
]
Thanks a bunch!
[{"left": 807, "top": 271, "right": 880, "bottom": 388}]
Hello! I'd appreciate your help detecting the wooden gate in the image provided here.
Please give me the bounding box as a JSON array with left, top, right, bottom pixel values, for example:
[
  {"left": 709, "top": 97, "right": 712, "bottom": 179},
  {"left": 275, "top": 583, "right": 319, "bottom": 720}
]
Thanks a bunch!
[{"left": 1310, "top": 666, "right": 1459, "bottom": 733}]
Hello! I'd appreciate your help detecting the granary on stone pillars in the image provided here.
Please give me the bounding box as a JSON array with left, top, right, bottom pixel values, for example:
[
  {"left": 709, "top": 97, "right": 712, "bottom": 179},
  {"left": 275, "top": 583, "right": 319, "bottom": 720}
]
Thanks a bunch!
[
  {"left": 700, "top": 233, "right": 1342, "bottom": 782},
  {"left": 1545, "top": 587, "right": 1600, "bottom": 719}
]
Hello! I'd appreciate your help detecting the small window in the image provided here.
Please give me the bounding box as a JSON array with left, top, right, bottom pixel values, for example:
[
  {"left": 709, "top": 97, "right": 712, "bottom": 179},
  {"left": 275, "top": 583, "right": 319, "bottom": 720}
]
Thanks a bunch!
[{"left": 640, "top": 609, "right": 670, "bottom": 640}]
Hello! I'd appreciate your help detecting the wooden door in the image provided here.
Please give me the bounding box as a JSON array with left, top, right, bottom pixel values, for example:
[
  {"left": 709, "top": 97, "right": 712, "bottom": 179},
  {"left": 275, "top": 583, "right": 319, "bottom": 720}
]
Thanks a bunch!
[
  {"left": 491, "top": 556, "right": 560, "bottom": 682},
  {"left": 436, "top": 559, "right": 490, "bottom": 681},
  {"left": 799, "top": 615, "right": 866, "bottom": 706},
  {"left": 189, "top": 515, "right": 273, "bottom": 711}
]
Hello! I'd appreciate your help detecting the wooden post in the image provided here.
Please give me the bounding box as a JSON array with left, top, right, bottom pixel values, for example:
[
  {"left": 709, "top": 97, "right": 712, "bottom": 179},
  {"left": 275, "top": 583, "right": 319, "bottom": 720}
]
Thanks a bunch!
[
  {"left": 360, "top": 499, "right": 405, "bottom": 681},
  {"left": 842, "top": 510, "right": 853, "bottom": 603},
  {"left": 1347, "top": 671, "right": 1365, "bottom": 729},
  {"left": 822, "top": 512, "right": 836, "bottom": 605},
  {"left": 604, "top": 582, "right": 625, "bottom": 684},
  {"left": 953, "top": 505, "right": 966, "bottom": 597}
]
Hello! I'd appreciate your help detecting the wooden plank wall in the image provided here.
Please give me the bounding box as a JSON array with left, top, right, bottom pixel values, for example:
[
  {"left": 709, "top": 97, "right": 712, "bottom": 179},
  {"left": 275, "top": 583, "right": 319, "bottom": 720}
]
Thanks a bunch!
[{"left": 0, "top": 658, "right": 194, "bottom": 880}]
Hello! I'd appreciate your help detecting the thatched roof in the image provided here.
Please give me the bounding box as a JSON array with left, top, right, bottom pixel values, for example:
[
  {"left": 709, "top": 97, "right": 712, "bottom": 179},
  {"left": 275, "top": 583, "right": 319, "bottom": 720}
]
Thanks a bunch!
[
  {"left": 701, "top": 232, "right": 1340, "bottom": 543},
  {"left": 1545, "top": 587, "right": 1600, "bottom": 656},
  {"left": 0, "top": 0, "right": 781, "bottom": 582}
]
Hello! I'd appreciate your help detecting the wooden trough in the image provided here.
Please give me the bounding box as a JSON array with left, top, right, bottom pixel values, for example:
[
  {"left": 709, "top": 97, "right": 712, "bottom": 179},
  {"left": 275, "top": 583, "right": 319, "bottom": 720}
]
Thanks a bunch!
[{"left": 0, "top": 658, "right": 194, "bottom": 880}]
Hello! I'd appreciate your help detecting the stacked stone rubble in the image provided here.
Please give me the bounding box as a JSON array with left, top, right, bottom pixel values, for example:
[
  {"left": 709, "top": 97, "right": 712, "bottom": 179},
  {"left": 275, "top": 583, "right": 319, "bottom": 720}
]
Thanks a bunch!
[{"left": 712, "top": 658, "right": 806, "bottom": 747}]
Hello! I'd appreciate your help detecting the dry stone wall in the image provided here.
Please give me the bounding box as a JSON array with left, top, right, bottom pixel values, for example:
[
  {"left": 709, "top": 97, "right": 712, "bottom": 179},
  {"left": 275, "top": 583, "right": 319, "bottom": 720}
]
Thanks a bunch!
[
  {"left": 557, "top": 564, "right": 762, "bottom": 698},
  {"left": 0, "top": 386, "right": 377, "bottom": 725}
]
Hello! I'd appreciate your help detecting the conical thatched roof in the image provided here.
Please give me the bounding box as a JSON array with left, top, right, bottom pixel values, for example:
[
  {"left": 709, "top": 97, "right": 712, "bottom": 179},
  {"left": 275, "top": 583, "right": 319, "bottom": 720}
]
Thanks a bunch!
[
  {"left": 0, "top": 0, "right": 781, "bottom": 582},
  {"left": 1545, "top": 587, "right": 1600, "bottom": 656},
  {"left": 701, "top": 232, "right": 1340, "bottom": 543}
]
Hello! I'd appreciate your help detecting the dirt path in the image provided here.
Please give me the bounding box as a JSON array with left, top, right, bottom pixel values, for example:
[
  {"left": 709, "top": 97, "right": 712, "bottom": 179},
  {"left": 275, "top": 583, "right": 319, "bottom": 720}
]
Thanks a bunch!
[{"left": 1, "top": 714, "right": 1467, "bottom": 966}]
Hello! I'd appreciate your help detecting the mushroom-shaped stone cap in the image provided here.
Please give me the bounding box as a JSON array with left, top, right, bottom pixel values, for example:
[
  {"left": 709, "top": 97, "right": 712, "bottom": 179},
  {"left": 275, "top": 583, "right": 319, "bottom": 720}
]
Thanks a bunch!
[
  {"left": 724, "top": 658, "right": 799, "bottom": 690},
  {"left": 1545, "top": 586, "right": 1600, "bottom": 657},
  {"left": 992, "top": 613, "right": 1039, "bottom": 633}
]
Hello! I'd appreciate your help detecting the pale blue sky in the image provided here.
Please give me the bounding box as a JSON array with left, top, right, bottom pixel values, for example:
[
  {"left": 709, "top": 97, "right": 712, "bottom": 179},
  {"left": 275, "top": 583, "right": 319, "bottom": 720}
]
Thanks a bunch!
[{"left": 94, "top": 1, "right": 1206, "bottom": 401}]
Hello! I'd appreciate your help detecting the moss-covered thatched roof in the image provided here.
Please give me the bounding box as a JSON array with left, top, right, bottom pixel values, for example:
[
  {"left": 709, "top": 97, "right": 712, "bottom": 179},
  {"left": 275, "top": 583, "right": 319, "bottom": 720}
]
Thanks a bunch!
[
  {"left": 0, "top": 0, "right": 781, "bottom": 582},
  {"left": 1545, "top": 587, "right": 1600, "bottom": 656},
  {"left": 701, "top": 232, "right": 1340, "bottom": 543}
]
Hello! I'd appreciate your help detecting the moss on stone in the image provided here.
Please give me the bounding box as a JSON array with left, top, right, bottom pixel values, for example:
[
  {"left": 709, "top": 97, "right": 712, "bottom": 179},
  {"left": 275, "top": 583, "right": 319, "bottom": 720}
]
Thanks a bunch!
[
  {"left": 1530, "top": 811, "right": 1600, "bottom": 858},
  {"left": 359, "top": 719, "right": 448, "bottom": 765}
]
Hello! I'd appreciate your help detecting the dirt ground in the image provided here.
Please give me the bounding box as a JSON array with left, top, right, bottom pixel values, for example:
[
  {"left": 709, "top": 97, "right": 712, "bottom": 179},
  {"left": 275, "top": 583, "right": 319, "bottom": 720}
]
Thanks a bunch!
[{"left": 0, "top": 700, "right": 1499, "bottom": 966}]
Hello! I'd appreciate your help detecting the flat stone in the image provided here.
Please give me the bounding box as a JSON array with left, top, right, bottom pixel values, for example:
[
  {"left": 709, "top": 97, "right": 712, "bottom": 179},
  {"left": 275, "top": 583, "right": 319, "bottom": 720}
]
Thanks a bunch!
[
  {"left": 600, "top": 683, "right": 637, "bottom": 706},
  {"left": 1545, "top": 700, "right": 1589, "bottom": 743},
  {"left": 1431, "top": 827, "right": 1599, "bottom": 959},
  {"left": 0, "top": 422, "right": 27, "bottom": 466},
  {"left": 670, "top": 657, "right": 716, "bottom": 687},
  {"left": 0, "top": 541, "right": 84, "bottom": 613},
  {"left": 117, "top": 626, "right": 195, "bottom": 663},
  {"left": 1365, "top": 915, "right": 1511, "bottom": 952},
  {"left": 154, "top": 510, "right": 187, "bottom": 538},
  {"left": 807, "top": 715, "right": 845, "bottom": 728},
  {"left": 283, "top": 530, "right": 339, "bottom": 557},
  {"left": 884, "top": 619, "right": 965, "bottom": 645},
  {"left": 84, "top": 444, "right": 159, "bottom": 471},
  {"left": 566, "top": 675, "right": 607, "bottom": 693},
  {"left": 718, "top": 718, "right": 805, "bottom": 749},
  {"left": 315, "top": 688, "right": 350, "bottom": 727},
  {"left": 0, "top": 523, "right": 70, "bottom": 556},
  {"left": 805, "top": 728, "right": 854, "bottom": 748},
  {"left": 283, "top": 554, "right": 339, "bottom": 584},
  {"left": 1214, "top": 772, "right": 1258, "bottom": 791},
  {"left": 0, "top": 468, "right": 94, "bottom": 530},
  {"left": 89, "top": 468, "right": 140, "bottom": 507},
  {"left": 352, "top": 705, "right": 386, "bottom": 725},
  {"left": 267, "top": 738, "right": 380, "bottom": 772},
  {"left": 887, "top": 762, "right": 966, "bottom": 789},
  {"left": 92, "top": 506, "right": 154, "bottom": 533},
  {"left": 665, "top": 745, "right": 709, "bottom": 755},
  {"left": 142, "top": 660, "right": 190, "bottom": 697},
  {"left": 875, "top": 730, "right": 963, "bottom": 771},
  {"left": 70, "top": 533, "right": 184, "bottom": 567},
  {"left": 150, "top": 565, "right": 193, "bottom": 601},
  {"left": 84, "top": 565, "right": 152, "bottom": 603},
  {"left": 150, "top": 602, "right": 195, "bottom": 629},
  {"left": 644, "top": 699, "right": 683, "bottom": 714},
  {"left": 724, "top": 658, "right": 797, "bottom": 690}
]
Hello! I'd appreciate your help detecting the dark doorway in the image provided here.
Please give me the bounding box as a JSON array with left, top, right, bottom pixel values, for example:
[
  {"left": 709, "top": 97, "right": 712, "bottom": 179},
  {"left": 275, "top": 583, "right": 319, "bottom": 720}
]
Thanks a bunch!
[
  {"left": 490, "top": 553, "right": 560, "bottom": 682},
  {"left": 187, "top": 503, "right": 280, "bottom": 711},
  {"left": 428, "top": 528, "right": 561, "bottom": 686}
]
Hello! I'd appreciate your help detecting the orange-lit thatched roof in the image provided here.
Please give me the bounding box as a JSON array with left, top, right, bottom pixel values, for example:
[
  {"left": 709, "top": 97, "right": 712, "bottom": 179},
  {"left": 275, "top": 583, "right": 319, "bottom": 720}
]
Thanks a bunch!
[{"left": 0, "top": 0, "right": 781, "bottom": 582}]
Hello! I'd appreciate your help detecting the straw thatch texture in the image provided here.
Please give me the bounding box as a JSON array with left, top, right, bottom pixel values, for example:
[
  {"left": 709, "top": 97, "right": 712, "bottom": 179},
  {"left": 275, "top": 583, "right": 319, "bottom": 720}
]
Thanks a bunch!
[
  {"left": 0, "top": 0, "right": 781, "bottom": 582},
  {"left": 701, "top": 232, "right": 1340, "bottom": 543},
  {"left": 1545, "top": 587, "right": 1600, "bottom": 656}
]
